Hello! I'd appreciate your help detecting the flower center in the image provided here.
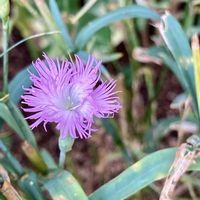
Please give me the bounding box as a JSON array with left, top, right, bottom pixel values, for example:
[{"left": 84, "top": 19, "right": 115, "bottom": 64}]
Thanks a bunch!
[{"left": 65, "top": 96, "right": 81, "bottom": 110}]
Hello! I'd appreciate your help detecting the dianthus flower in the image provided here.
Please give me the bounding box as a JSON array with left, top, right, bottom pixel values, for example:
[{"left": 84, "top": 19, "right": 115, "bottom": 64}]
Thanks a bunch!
[{"left": 22, "top": 53, "right": 121, "bottom": 139}]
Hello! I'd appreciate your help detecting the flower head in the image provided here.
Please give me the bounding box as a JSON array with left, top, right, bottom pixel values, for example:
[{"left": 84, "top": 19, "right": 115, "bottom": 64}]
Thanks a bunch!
[{"left": 22, "top": 53, "right": 121, "bottom": 139}]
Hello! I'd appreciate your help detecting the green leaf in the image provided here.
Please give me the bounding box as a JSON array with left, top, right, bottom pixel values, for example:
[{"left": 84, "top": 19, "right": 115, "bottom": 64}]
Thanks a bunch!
[
  {"left": 86, "top": 26, "right": 112, "bottom": 53},
  {"left": 101, "top": 118, "right": 132, "bottom": 163},
  {"left": 40, "top": 149, "right": 57, "bottom": 170},
  {"left": 98, "top": 53, "right": 123, "bottom": 63},
  {"left": 90, "top": 146, "right": 200, "bottom": 200},
  {"left": 3, "top": 66, "right": 37, "bottom": 148},
  {"left": 19, "top": 172, "right": 45, "bottom": 200},
  {"left": 75, "top": 5, "right": 160, "bottom": 49},
  {"left": 44, "top": 170, "right": 88, "bottom": 200},
  {"left": 89, "top": 147, "right": 200, "bottom": 200},
  {"left": 192, "top": 34, "right": 200, "bottom": 125},
  {"left": 89, "top": 148, "right": 176, "bottom": 200},
  {"left": 144, "top": 116, "right": 180, "bottom": 152},
  {"left": 158, "top": 13, "right": 198, "bottom": 117},
  {"left": 145, "top": 46, "right": 188, "bottom": 90},
  {"left": 0, "top": 193, "right": 6, "bottom": 200},
  {"left": 0, "top": 31, "right": 61, "bottom": 59},
  {"left": 6, "top": 100, "right": 37, "bottom": 148},
  {"left": 49, "top": 0, "right": 74, "bottom": 51},
  {"left": 101, "top": 119, "right": 121, "bottom": 145},
  {"left": 0, "top": 140, "right": 24, "bottom": 176},
  {"left": 59, "top": 0, "right": 79, "bottom": 14},
  {"left": 9, "top": 64, "right": 34, "bottom": 104},
  {"left": 0, "top": 102, "right": 24, "bottom": 139}
]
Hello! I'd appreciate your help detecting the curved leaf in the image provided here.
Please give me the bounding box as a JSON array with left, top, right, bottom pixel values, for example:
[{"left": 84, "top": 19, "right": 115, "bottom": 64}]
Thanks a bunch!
[
  {"left": 75, "top": 5, "right": 160, "bottom": 49},
  {"left": 143, "top": 46, "right": 188, "bottom": 90},
  {"left": 158, "top": 13, "right": 198, "bottom": 118},
  {"left": 9, "top": 64, "right": 34, "bottom": 104},
  {"left": 44, "top": 170, "right": 88, "bottom": 200},
  {"left": 0, "top": 140, "right": 24, "bottom": 176},
  {"left": 40, "top": 149, "right": 57, "bottom": 170},
  {"left": 89, "top": 147, "right": 200, "bottom": 200},
  {"left": 19, "top": 172, "right": 45, "bottom": 200},
  {"left": 0, "top": 103, "right": 23, "bottom": 139},
  {"left": 144, "top": 116, "right": 180, "bottom": 152}
]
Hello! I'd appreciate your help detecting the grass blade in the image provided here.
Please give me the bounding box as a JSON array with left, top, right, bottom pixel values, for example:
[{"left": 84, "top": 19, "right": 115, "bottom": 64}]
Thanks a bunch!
[
  {"left": 44, "top": 170, "right": 88, "bottom": 200},
  {"left": 0, "top": 103, "right": 23, "bottom": 139},
  {"left": 75, "top": 5, "right": 160, "bottom": 49},
  {"left": 158, "top": 13, "right": 198, "bottom": 117},
  {"left": 49, "top": 0, "right": 75, "bottom": 51},
  {"left": 89, "top": 148, "right": 176, "bottom": 200}
]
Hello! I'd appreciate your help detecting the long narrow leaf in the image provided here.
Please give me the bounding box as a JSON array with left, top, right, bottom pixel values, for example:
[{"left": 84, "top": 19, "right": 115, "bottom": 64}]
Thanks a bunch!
[
  {"left": 75, "top": 5, "right": 160, "bottom": 49},
  {"left": 0, "top": 31, "right": 61, "bottom": 58},
  {"left": 8, "top": 64, "right": 34, "bottom": 104},
  {"left": 0, "top": 140, "right": 24, "bottom": 176},
  {"left": 158, "top": 13, "right": 198, "bottom": 117},
  {"left": 142, "top": 46, "right": 188, "bottom": 89},
  {"left": 49, "top": 0, "right": 74, "bottom": 51},
  {"left": 144, "top": 116, "right": 180, "bottom": 152},
  {"left": 89, "top": 148, "right": 175, "bottom": 200},
  {"left": 0, "top": 103, "right": 23, "bottom": 139},
  {"left": 192, "top": 35, "right": 200, "bottom": 120},
  {"left": 44, "top": 170, "right": 88, "bottom": 200},
  {"left": 19, "top": 172, "right": 45, "bottom": 200},
  {"left": 89, "top": 148, "right": 200, "bottom": 200}
]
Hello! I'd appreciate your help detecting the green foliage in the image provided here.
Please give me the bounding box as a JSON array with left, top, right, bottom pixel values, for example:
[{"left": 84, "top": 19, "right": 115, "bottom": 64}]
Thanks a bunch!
[
  {"left": 0, "top": 1, "right": 200, "bottom": 200},
  {"left": 0, "top": 103, "right": 23, "bottom": 138},
  {"left": 144, "top": 116, "right": 180, "bottom": 152},
  {"left": 49, "top": 0, "right": 75, "bottom": 51},
  {"left": 159, "top": 13, "right": 199, "bottom": 118},
  {"left": 89, "top": 148, "right": 200, "bottom": 200},
  {"left": 44, "top": 170, "right": 88, "bottom": 200},
  {"left": 19, "top": 172, "right": 45, "bottom": 200},
  {"left": 75, "top": 5, "right": 160, "bottom": 49}
]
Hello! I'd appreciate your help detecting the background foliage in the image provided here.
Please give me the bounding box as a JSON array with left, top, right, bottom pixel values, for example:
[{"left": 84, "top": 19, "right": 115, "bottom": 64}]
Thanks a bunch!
[{"left": 1, "top": 0, "right": 200, "bottom": 199}]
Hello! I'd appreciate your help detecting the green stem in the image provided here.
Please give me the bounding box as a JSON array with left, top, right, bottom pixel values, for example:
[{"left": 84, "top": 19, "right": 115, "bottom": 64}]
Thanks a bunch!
[
  {"left": 59, "top": 149, "right": 65, "bottom": 169},
  {"left": 58, "top": 134, "right": 74, "bottom": 169},
  {"left": 2, "top": 18, "right": 9, "bottom": 93}
]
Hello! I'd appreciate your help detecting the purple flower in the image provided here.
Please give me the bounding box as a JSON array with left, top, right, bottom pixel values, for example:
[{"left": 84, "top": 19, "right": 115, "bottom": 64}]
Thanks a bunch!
[{"left": 21, "top": 53, "right": 121, "bottom": 139}]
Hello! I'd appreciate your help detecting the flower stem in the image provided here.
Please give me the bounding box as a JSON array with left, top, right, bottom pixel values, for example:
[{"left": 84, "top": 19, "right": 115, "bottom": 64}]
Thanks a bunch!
[
  {"left": 58, "top": 149, "right": 66, "bottom": 169},
  {"left": 58, "top": 134, "right": 74, "bottom": 169},
  {"left": 2, "top": 18, "right": 9, "bottom": 93}
]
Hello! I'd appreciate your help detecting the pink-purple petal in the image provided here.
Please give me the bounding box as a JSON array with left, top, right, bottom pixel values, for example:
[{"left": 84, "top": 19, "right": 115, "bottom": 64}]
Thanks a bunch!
[{"left": 22, "top": 53, "right": 121, "bottom": 139}]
